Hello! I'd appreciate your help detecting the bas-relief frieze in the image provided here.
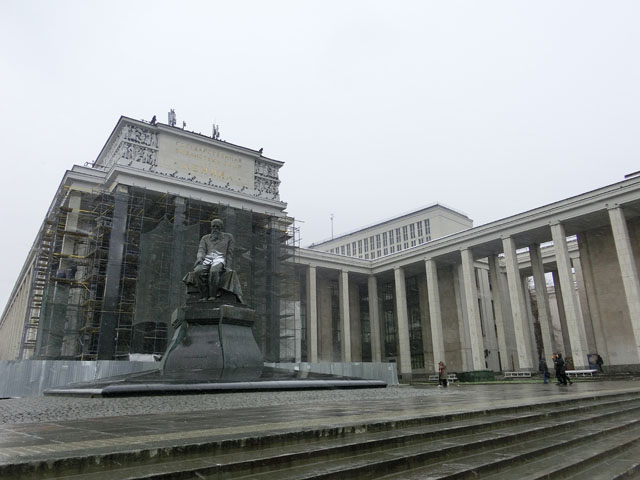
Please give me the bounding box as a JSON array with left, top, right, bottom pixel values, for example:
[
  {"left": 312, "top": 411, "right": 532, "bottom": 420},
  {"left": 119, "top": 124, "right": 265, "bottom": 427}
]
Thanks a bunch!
[
  {"left": 254, "top": 159, "right": 281, "bottom": 200},
  {"left": 103, "top": 124, "right": 282, "bottom": 202},
  {"left": 104, "top": 124, "right": 158, "bottom": 168}
]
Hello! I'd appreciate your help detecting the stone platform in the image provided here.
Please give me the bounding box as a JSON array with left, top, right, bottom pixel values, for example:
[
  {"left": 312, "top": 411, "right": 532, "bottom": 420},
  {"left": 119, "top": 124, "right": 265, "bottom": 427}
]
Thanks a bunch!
[{"left": 2, "top": 381, "right": 640, "bottom": 478}]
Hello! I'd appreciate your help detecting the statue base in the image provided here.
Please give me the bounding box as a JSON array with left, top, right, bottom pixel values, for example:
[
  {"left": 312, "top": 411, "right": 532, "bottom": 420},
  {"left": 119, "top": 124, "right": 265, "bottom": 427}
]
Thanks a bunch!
[{"left": 161, "top": 301, "right": 263, "bottom": 381}]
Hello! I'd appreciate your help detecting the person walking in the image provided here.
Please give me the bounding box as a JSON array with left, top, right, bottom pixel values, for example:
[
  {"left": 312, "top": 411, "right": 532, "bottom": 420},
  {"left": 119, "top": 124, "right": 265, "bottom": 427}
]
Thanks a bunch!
[
  {"left": 438, "top": 361, "right": 448, "bottom": 388},
  {"left": 554, "top": 353, "right": 573, "bottom": 386},
  {"left": 539, "top": 357, "right": 549, "bottom": 384}
]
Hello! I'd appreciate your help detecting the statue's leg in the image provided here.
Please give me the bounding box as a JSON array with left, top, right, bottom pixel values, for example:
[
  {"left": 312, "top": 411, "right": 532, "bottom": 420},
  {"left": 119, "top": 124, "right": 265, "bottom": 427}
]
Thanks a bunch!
[
  {"left": 208, "top": 264, "right": 223, "bottom": 299},
  {"left": 194, "top": 265, "right": 209, "bottom": 300}
]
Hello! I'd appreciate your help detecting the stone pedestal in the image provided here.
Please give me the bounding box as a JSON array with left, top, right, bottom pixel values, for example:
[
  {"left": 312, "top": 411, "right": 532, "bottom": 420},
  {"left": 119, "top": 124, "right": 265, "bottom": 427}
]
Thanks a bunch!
[{"left": 161, "top": 302, "right": 263, "bottom": 381}]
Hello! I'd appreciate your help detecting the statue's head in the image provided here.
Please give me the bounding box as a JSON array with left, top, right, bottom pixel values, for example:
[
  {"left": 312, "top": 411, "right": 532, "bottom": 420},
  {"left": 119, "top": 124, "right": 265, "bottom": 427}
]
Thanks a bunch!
[{"left": 211, "top": 218, "right": 224, "bottom": 236}]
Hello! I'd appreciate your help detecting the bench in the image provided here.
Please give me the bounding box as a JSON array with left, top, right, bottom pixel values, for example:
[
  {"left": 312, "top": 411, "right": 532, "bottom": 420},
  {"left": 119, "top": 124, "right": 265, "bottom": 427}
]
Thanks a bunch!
[
  {"left": 566, "top": 369, "right": 597, "bottom": 377},
  {"left": 428, "top": 374, "right": 458, "bottom": 383},
  {"left": 504, "top": 371, "right": 532, "bottom": 378}
]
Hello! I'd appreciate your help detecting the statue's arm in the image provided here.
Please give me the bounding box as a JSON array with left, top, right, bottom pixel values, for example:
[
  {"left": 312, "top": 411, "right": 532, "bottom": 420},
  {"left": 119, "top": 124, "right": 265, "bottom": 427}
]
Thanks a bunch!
[
  {"left": 195, "top": 236, "right": 207, "bottom": 265},
  {"left": 226, "top": 233, "right": 234, "bottom": 270}
]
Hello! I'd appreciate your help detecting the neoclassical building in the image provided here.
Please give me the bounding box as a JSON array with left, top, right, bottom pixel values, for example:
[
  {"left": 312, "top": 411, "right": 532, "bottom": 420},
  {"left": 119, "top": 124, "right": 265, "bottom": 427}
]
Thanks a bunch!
[{"left": 2, "top": 115, "right": 640, "bottom": 382}]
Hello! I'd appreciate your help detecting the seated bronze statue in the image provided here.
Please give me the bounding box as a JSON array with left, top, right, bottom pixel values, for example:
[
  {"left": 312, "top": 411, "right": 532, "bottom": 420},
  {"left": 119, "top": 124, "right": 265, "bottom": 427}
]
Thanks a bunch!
[{"left": 183, "top": 218, "right": 244, "bottom": 304}]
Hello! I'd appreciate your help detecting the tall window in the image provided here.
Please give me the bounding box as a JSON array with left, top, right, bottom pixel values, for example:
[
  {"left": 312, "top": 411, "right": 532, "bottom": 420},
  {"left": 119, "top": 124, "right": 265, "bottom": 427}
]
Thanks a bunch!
[
  {"left": 364, "top": 238, "right": 369, "bottom": 252},
  {"left": 382, "top": 232, "right": 388, "bottom": 247},
  {"left": 346, "top": 244, "right": 351, "bottom": 256},
  {"left": 402, "top": 225, "right": 408, "bottom": 242},
  {"left": 389, "top": 230, "right": 395, "bottom": 245},
  {"left": 417, "top": 221, "right": 423, "bottom": 237},
  {"left": 358, "top": 239, "right": 363, "bottom": 255},
  {"left": 381, "top": 282, "right": 397, "bottom": 357},
  {"left": 409, "top": 223, "right": 416, "bottom": 239},
  {"left": 352, "top": 241, "right": 357, "bottom": 256},
  {"left": 330, "top": 281, "right": 341, "bottom": 361},
  {"left": 406, "top": 276, "right": 424, "bottom": 369},
  {"left": 376, "top": 234, "right": 381, "bottom": 249},
  {"left": 424, "top": 219, "right": 431, "bottom": 237},
  {"left": 396, "top": 228, "right": 401, "bottom": 243},
  {"left": 341, "top": 245, "right": 345, "bottom": 255},
  {"left": 359, "top": 284, "right": 372, "bottom": 361}
]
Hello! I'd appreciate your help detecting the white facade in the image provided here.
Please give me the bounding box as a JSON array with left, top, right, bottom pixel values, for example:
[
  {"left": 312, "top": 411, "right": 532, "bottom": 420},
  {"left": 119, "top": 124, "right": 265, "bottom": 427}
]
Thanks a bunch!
[{"left": 309, "top": 204, "right": 473, "bottom": 260}]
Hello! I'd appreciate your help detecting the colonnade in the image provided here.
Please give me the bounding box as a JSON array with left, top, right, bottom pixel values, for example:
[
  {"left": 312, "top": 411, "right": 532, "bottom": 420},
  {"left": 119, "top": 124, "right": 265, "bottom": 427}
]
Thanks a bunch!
[{"left": 301, "top": 202, "right": 640, "bottom": 379}]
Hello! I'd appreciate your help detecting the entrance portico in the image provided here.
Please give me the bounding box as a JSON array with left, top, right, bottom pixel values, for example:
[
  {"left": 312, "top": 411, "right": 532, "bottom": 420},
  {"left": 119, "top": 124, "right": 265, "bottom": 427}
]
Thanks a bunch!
[{"left": 297, "top": 176, "right": 640, "bottom": 381}]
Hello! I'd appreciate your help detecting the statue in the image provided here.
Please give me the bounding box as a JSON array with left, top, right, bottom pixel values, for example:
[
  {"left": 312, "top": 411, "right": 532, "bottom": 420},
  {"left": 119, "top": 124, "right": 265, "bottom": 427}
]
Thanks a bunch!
[{"left": 184, "top": 218, "right": 244, "bottom": 303}]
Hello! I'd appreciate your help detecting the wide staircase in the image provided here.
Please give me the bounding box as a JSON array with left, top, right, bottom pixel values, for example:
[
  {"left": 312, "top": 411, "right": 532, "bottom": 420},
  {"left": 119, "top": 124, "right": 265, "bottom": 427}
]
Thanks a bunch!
[{"left": 14, "top": 390, "right": 640, "bottom": 479}]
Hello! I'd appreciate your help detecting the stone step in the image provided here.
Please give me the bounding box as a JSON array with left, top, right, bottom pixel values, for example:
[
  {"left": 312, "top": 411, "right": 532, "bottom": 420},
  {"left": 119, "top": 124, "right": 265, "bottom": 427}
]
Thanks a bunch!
[
  {"left": 22, "top": 393, "right": 640, "bottom": 480},
  {"left": 234, "top": 410, "right": 640, "bottom": 480},
  {"left": 479, "top": 427, "right": 640, "bottom": 480}
]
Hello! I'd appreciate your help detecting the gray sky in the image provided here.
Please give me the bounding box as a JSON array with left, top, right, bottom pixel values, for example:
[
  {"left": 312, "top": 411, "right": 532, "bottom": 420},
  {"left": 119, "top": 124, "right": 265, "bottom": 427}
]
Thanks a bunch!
[{"left": 1, "top": 1, "right": 639, "bottom": 311}]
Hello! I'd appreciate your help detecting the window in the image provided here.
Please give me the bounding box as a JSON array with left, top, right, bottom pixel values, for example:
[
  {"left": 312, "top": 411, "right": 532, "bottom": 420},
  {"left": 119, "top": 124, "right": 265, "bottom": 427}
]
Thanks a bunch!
[
  {"left": 396, "top": 228, "right": 401, "bottom": 243},
  {"left": 424, "top": 219, "right": 431, "bottom": 237},
  {"left": 382, "top": 232, "right": 387, "bottom": 247},
  {"left": 377, "top": 250, "right": 381, "bottom": 257},
  {"left": 371, "top": 251, "right": 375, "bottom": 259},
  {"left": 389, "top": 230, "right": 395, "bottom": 245},
  {"left": 404, "top": 242, "right": 409, "bottom": 249},
  {"left": 417, "top": 221, "right": 423, "bottom": 237},
  {"left": 346, "top": 244, "right": 351, "bottom": 256},
  {"left": 352, "top": 241, "right": 356, "bottom": 255},
  {"left": 370, "top": 236, "right": 375, "bottom": 251},
  {"left": 409, "top": 223, "right": 416, "bottom": 239},
  {"left": 390, "top": 246, "right": 395, "bottom": 253},
  {"left": 358, "top": 240, "right": 363, "bottom": 255},
  {"left": 402, "top": 226, "right": 408, "bottom": 242},
  {"left": 340, "top": 245, "right": 345, "bottom": 255},
  {"left": 376, "top": 234, "right": 381, "bottom": 249},
  {"left": 411, "top": 240, "right": 416, "bottom": 247},
  {"left": 383, "top": 247, "right": 388, "bottom": 255}
]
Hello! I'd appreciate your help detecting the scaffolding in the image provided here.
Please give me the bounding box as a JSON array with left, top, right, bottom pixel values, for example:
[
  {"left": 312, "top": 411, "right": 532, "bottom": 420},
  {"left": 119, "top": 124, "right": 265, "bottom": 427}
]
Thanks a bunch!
[{"left": 29, "top": 183, "right": 299, "bottom": 362}]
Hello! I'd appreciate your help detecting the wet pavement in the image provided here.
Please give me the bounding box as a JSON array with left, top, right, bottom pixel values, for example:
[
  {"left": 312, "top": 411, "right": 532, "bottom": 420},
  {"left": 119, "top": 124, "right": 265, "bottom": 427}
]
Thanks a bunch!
[{"left": 1, "top": 380, "right": 639, "bottom": 472}]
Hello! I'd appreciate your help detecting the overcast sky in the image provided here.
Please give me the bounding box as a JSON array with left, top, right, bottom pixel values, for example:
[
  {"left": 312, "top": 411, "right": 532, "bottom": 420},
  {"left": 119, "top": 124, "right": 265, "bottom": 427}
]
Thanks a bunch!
[{"left": 1, "top": 1, "right": 639, "bottom": 311}]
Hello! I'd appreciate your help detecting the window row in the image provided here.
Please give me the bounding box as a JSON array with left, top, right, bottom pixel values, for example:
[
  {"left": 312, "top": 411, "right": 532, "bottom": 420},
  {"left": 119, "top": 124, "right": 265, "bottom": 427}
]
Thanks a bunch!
[{"left": 327, "top": 219, "right": 431, "bottom": 258}]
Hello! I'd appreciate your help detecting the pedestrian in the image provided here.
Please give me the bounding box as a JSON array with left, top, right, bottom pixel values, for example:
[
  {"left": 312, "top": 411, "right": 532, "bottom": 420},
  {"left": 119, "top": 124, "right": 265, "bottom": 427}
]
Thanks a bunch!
[
  {"left": 539, "top": 357, "right": 549, "bottom": 384},
  {"left": 595, "top": 354, "right": 604, "bottom": 372},
  {"left": 438, "top": 361, "right": 448, "bottom": 388},
  {"left": 554, "top": 353, "right": 573, "bottom": 386}
]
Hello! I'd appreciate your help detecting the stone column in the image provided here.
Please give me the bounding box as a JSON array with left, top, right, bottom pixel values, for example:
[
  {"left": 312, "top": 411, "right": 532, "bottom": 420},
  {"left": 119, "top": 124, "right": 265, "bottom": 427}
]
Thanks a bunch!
[
  {"left": 488, "top": 254, "right": 509, "bottom": 371},
  {"left": 98, "top": 185, "right": 129, "bottom": 359},
  {"left": 453, "top": 264, "right": 471, "bottom": 371},
  {"left": 502, "top": 236, "right": 533, "bottom": 369},
  {"left": 572, "top": 256, "right": 595, "bottom": 351},
  {"left": 394, "top": 266, "right": 413, "bottom": 381},
  {"left": 368, "top": 275, "right": 382, "bottom": 362},
  {"left": 529, "top": 243, "right": 555, "bottom": 366},
  {"left": 550, "top": 222, "right": 588, "bottom": 368},
  {"left": 460, "top": 248, "right": 485, "bottom": 370},
  {"left": 307, "top": 266, "right": 318, "bottom": 363},
  {"left": 338, "top": 269, "right": 352, "bottom": 362},
  {"left": 608, "top": 206, "right": 640, "bottom": 362},
  {"left": 522, "top": 277, "right": 538, "bottom": 364},
  {"left": 552, "top": 270, "right": 571, "bottom": 356},
  {"left": 425, "top": 259, "right": 445, "bottom": 371}
]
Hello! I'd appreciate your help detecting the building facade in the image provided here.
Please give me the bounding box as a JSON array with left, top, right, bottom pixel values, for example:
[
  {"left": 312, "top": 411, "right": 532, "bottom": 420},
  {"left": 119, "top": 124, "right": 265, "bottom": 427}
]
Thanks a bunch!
[
  {"left": 295, "top": 177, "right": 640, "bottom": 379},
  {"left": 309, "top": 205, "right": 473, "bottom": 260},
  {"left": 2, "top": 117, "right": 640, "bottom": 382},
  {"left": 0, "top": 117, "right": 298, "bottom": 362}
]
